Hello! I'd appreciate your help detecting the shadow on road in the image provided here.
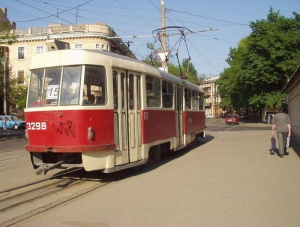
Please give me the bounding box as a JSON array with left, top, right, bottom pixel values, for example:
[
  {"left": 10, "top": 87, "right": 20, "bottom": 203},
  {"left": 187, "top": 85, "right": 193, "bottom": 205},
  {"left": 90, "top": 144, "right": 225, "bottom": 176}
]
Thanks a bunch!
[{"left": 129, "top": 135, "right": 215, "bottom": 177}]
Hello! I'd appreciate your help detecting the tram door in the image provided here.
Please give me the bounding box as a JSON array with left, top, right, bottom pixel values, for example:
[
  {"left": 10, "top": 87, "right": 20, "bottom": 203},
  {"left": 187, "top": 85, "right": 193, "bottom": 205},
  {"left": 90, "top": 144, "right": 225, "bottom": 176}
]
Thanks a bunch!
[
  {"left": 113, "top": 70, "right": 142, "bottom": 165},
  {"left": 175, "top": 86, "right": 184, "bottom": 146}
]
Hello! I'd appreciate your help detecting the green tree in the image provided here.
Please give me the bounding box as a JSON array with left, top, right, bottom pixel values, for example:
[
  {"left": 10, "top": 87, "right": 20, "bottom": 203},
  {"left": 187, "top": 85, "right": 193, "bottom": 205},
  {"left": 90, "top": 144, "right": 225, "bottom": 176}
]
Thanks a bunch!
[
  {"left": 217, "top": 38, "right": 250, "bottom": 111},
  {"left": 198, "top": 74, "right": 207, "bottom": 83},
  {"left": 181, "top": 58, "right": 198, "bottom": 84},
  {"left": 0, "top": 22, "right": 16, "bottom": 45},
  {"left": 1, "top": 22, "right": 19, "bottom": 114},
  {"left": 218, "top": 8, "right": 300, "bottom": 112},
  {"left": 142, "top": 42, "right": 161, "bottom": 68},
  {"left": 7, "top": 76, "right": 28, "bottom": 114}
]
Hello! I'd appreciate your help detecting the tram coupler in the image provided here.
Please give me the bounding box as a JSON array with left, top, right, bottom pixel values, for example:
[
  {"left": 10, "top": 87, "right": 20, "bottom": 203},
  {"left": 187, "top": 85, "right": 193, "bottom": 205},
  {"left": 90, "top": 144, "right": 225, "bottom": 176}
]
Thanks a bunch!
[{"left": 35, "top": 161, "right": 64, "bottom": 175}]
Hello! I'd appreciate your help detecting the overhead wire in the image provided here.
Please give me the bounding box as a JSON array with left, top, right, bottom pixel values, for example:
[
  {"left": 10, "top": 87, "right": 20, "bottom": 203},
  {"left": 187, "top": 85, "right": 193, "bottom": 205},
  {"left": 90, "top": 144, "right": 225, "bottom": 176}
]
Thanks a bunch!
[
  {"left": 167, "top": 8, "right": 249, "bottom": 26},
  {"left": 150, "top": 2, "right": 219, "bottom": 77},
  {"left": 15, "top": 0, "right": 73, "bottom": 25},
  {"left": 114, "top": 0, "right": 156, "bottom": 29},
  {"left": 9, "top": 0, "right": 225, "bottom": 74},
  {"left": 186, "top": 37, "right": 220, "bottom": 74},
  {"left": 13, "top": 0, "right": 92, "bottom": 23}
]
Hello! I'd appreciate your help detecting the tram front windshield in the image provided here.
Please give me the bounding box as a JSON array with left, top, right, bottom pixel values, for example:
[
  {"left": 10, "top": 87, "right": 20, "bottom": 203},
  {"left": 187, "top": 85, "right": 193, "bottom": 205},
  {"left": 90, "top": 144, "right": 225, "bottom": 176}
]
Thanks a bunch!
[{"left": 27, "top": 65, "right": 106, "bottom": 107}]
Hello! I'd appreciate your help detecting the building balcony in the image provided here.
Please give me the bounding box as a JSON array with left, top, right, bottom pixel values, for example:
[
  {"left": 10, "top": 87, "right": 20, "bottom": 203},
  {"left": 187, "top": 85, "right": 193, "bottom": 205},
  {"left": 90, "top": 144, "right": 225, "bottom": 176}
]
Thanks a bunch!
[{"left": 13, "top": 22, "right": 116, "bottom": 37}]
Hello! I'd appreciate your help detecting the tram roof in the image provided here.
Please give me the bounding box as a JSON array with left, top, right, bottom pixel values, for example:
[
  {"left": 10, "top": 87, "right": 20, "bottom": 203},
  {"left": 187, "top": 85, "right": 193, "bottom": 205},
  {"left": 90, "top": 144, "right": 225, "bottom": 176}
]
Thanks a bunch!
[{"left": 30, "top": 49, "right": 203, "bottom": 92}]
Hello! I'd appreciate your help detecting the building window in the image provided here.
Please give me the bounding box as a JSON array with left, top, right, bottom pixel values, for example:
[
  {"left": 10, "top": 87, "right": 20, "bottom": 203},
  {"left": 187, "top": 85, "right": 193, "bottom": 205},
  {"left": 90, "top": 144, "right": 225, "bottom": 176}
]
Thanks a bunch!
[
  {"left": 18, "top": 70, "right": 24, "bottom": 84},
  {"left": 36, "top": 46, "right": 44, "bottom": 54},
  {"left": 102, "top": 44, "right": 108, "bottom": 51},
  {"left": 75, "top": 44, "right": 82, "bottom": 49},
  {"left": 95, "top": 44, "right": 100, "bottom": 49},
  {"left": 18, "top": 47, "right": 24, "bottom": 59}
]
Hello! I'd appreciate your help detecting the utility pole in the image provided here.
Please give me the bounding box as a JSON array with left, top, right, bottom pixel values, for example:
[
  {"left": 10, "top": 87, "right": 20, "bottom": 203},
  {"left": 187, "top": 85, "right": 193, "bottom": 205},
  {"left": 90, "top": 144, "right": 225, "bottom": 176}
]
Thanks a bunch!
[
  {"left": 1, "top": 58, "right": 7, "bottom": 117},
  {"left": 161, "top": 0, "right": 167, "bottom": 71},
  {"left": 1, "top": 47, "right": 8, "bottom": 116}
]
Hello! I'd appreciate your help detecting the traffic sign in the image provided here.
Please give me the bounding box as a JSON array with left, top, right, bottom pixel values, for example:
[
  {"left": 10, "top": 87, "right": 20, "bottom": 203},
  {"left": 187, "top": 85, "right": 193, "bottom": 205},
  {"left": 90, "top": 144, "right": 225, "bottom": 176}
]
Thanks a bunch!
[{"left": 156, "top": 51, "right": 170, "bottom": 63}]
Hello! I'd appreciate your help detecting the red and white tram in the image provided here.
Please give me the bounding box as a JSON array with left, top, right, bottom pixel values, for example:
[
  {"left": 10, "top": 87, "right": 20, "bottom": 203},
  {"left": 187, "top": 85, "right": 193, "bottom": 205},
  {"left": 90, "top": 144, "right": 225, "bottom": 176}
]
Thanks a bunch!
[{"left": 25, "top": 49, "right": 205, "bottom": 174}]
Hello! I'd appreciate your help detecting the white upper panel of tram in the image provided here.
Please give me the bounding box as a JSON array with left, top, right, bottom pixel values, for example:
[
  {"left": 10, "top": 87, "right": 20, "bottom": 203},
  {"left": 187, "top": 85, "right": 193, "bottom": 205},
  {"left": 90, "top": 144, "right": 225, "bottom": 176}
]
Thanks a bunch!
[{"left": 30, "top": 49, "right": 203, "bottom": 93}]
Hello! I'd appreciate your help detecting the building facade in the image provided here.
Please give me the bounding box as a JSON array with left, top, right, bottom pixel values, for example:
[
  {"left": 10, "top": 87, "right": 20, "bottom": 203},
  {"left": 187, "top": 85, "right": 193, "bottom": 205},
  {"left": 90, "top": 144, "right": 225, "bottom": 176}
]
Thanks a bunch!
[
  {"left": 199, "top": 76, "right": 222, "bottom": 118},
  {"left": 0, "top": 8, "right": 132, "bottom": 115},
  {"left": 283, "top": 65, "right": 300, "bottom": 147}
]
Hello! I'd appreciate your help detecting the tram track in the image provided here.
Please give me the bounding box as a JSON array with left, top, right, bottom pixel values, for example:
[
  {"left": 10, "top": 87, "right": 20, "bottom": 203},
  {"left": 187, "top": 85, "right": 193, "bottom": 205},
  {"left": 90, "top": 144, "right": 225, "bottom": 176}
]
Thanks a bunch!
[
  {"left": 0, "top": 161, "right": 29, "bottom": 171},
  {"left": 0, "top": 179, "right": 111, "bottom": 227},
  {"left": 0, "top": 151, "right": 29, "bottom": 171},
  {"left": 0, "top": 167, "right": 131, "bottom": 227},
  {"left": 0, "top": 155, "right": 28, "bottom": 162}
]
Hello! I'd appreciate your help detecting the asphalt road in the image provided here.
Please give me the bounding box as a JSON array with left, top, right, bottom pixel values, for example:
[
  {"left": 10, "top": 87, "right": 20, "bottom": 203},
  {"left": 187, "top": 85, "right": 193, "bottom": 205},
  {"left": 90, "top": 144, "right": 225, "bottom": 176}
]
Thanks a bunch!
[{"left": 2, "top": 119, "right": 300, "bottom": 227}]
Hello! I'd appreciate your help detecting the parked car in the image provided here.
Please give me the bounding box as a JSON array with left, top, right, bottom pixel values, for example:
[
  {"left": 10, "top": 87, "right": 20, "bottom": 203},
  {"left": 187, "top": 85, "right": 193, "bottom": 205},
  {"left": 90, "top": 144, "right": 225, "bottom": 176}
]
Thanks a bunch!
[
  {"left": 225, "top": 114, "right": 239, "bottom": 125},
  {"left": 0, "top": 115, "right": 26, "bottom": 130}
]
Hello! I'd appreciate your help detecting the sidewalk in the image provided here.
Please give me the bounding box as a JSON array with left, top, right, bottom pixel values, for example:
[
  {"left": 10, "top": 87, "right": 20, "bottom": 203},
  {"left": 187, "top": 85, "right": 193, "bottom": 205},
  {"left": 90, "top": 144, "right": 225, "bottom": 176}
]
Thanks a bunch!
[{"left": 16, "top": 129, "right": 300, "bottom": 227}]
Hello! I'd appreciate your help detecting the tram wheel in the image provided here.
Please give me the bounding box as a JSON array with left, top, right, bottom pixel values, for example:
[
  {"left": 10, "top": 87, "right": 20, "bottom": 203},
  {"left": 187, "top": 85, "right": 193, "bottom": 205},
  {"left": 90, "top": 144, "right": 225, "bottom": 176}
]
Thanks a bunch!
[{"left": 153, "top": 146, "right": 161, "bottom": 162}]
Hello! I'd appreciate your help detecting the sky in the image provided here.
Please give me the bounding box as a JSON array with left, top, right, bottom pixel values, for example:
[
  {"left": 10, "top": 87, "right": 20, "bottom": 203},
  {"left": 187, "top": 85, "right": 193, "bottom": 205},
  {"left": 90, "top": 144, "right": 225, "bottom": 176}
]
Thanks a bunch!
[{"left": 2, "top": 0, "right": 299, "bottom": 77}]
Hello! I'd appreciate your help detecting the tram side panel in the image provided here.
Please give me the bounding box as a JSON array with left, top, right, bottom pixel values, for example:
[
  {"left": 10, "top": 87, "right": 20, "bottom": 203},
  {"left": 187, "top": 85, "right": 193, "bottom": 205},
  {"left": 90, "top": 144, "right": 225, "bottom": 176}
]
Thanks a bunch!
[
  {"left": 142, "top": 109, "right": 176, "bottom": 144},
  {"left": 183, "top": 111, "right": 205, "bottom": 144}
]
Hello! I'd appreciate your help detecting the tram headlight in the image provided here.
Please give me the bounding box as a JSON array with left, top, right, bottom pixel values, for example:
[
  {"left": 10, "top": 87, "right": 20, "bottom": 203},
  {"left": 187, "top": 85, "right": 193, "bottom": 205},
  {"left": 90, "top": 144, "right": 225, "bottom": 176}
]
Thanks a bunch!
[{"left": 88, "top": 127, "right": 94, "bottom": 141}]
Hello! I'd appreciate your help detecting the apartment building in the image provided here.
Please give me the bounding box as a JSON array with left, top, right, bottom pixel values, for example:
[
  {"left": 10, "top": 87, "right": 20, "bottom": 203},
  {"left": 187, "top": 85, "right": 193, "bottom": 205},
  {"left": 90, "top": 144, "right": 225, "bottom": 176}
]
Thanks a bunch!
[
  {"left": 0, "top": 8, "right": 132, "bottom": 114},
  {"left": 199, "top": 76, "right": 222, "bottom": 118}
]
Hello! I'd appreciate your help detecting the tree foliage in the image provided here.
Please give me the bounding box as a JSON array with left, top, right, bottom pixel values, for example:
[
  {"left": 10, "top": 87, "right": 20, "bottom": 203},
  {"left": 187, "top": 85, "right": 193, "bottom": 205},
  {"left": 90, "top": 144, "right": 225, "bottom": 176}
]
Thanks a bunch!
[
  {"left": 1, "top": 22, "right": 22, "bottom": 114},
  {"left": 7, "top": 76, "right": 28, "bottom": 114},
  {"left": 0, "top": 22, "right": 16, "bottom": 44},
  {"left": 142, "top": 42, "right": 162, "bottom": 68},
  {"left": 217, "top": 8, "right": 300, "bottom": 111}
]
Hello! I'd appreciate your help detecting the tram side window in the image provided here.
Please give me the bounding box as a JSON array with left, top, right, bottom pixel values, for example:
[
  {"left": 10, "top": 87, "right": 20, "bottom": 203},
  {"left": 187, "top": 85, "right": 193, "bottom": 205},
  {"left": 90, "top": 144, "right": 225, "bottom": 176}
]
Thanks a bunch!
[
  {"left": 185, "top": 88, "right": 191, "bottom": 110},
  {"left": 121, "top": 73, "right": 125, "bottom": 109},
  {"left": 146, "top": 75, "right": 161, "bottom": 107},
  {"left": 129, "top": 74, "right": 134, "bottom": 110},
  {"left": 199, "top": 93, "right": 204, "bottom": 110},
  {"left": 137, "top": 75, "right": 141, "bottom": 110},
  {"left": 84, "top": 65, "right": 106, "bottom": 105},
  {"left": 113, "top": 71, "right": 118, "bottom": 109},
  {"left": 27, "top": 69, "right": 44, "bottom": 107},
  {"left": 162, "top": 80, "right": 173, "bottom": 108},
  {"left": 61, "top": 66, "right": 81, "bottom": 105},
  {"left": 192, "top": 90, "right": 198, "bottom": 110},
  {"left": 44, "top": 67, "right": 62, "bottom": 106}
]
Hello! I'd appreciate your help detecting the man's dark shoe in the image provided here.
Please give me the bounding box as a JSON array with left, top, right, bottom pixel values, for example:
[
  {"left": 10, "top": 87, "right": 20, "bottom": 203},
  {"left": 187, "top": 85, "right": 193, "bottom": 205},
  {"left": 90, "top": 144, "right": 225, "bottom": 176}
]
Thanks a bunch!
[
  {"left": 280, "top": 154, "right": 284, "bottom": 158},
  {"left": 284, "top": 151, "right": 289, "bottom": 155}
]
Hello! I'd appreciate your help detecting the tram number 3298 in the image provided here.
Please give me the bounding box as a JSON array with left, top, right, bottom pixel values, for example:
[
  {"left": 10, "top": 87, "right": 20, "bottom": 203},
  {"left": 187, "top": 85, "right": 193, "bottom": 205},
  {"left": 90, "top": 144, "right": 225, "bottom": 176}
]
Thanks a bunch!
[{"left": 27, "top": 122, "right": 47, "bottom": 130}]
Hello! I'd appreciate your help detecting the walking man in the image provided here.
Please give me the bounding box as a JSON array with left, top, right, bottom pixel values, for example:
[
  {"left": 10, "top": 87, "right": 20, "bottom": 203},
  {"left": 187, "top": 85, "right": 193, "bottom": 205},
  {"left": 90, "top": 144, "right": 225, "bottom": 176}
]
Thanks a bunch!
[{"left": 271, "top": 107, "right": 291, "bottom": 158}]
